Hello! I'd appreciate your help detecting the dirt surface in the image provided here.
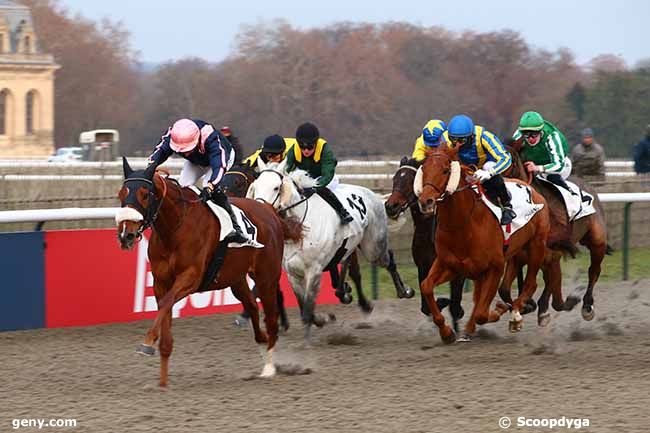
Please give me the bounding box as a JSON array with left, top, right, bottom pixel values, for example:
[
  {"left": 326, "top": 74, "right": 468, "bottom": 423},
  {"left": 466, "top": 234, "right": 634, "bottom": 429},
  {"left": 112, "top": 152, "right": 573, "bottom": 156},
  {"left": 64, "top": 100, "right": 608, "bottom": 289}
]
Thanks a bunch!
[{"left": 2, "top": 280, "right": 650, "bottom": 433}]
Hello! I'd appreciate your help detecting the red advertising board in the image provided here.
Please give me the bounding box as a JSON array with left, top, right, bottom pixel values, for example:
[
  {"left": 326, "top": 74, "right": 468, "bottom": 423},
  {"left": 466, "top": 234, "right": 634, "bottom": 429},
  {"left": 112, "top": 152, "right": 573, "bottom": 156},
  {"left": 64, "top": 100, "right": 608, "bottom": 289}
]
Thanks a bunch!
[{"left": 44, "top": 229, "right": 337, "bottom": 328}]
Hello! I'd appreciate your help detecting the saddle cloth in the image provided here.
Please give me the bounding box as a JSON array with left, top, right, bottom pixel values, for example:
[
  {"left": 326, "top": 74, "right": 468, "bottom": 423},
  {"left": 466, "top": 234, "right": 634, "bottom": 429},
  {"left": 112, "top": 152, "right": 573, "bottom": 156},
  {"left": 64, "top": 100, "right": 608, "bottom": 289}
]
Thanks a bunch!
[
  {"left": 188, "top": 186, "right": 261, "bottom": 247},
  {"left": 480, "top": 182, "right": 545, "bottom": 242},
  {"left": 536, "top": 177, "right": 596, "bottom": 222}
]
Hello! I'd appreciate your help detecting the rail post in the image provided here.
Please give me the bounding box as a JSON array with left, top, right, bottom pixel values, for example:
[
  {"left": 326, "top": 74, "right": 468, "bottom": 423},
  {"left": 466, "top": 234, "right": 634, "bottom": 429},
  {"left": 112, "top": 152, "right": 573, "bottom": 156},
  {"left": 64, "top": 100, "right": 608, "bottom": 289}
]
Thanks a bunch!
[
  {"left": 622, "top": 202, "right": 632, "bottom": 281},
  {"left": 371, "top": 264, "right": 378, "bottom": 300}
]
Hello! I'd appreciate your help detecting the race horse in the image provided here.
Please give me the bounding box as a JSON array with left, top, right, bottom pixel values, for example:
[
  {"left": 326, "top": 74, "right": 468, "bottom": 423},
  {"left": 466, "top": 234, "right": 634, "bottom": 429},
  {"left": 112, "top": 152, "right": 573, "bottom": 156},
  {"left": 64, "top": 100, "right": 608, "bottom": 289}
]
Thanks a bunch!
[
  {"left": 384, "top": 157, "right": 467, "bottom": 332},
  {"left": 248, "top": 158, "right": 415, "bottom": 340},
  {"left": 500, "top": 148, "right": 610, "bottom": 323},
  {"left": 416, "top": 146, "right": 551, "bottom": 342},
  {"left": 222, "top": 163, "right": 367, "bottom": 323},
  {"left": 116, "top": 158, "right": 302, "bottom": 386}
]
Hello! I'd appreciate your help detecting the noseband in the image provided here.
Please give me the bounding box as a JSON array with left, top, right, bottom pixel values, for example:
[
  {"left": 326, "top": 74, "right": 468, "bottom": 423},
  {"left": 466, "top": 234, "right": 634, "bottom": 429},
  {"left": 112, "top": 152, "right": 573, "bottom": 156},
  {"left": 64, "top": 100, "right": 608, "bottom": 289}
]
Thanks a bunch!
[{"left": 121, "top": 174, "right": 168, "bottom": 239}]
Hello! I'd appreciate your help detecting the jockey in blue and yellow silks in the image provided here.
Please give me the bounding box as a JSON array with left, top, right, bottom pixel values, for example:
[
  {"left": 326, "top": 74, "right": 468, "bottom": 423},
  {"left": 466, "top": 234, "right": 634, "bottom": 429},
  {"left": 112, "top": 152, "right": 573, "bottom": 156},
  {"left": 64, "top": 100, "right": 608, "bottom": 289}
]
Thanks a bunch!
[
  {"left": 412, "top": 119, "right": 449, "bottom": 161},
  {"left": 447, "top": 114, "right": 516, "bottom": 225}
]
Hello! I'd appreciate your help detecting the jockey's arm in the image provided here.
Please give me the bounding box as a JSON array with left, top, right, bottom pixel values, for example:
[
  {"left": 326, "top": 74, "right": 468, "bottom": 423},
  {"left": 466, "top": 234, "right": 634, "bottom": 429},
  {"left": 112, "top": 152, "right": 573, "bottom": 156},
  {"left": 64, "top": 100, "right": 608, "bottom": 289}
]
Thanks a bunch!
[
  {"left": 316, "top": 143, "right": 337, "bottom": 188},
  {"left": 541, "top": 131, "right": 566, "bottom": 174},
  {"left": 206, "top": 140, "right": 226, "bottom": 185},
  {"left": 411, "top": 135, "right": 427, "bottom": 162},
  {"left": 481, "top": 131, "right": 511, "bottom": 175},
  {"left": 147, "top": 130, "right": 174, "bottom": 168}
]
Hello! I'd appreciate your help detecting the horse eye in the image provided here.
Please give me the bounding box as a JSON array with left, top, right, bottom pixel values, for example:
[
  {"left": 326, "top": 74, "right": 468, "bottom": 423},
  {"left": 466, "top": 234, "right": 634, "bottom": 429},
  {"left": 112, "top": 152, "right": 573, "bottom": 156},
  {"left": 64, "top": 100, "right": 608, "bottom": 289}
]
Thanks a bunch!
[
  {"left": 274, "top": 186, "right": 280, "bottom": 191},
  {"left": 443, "top": 169, "right": 450, "bottom": 175}
]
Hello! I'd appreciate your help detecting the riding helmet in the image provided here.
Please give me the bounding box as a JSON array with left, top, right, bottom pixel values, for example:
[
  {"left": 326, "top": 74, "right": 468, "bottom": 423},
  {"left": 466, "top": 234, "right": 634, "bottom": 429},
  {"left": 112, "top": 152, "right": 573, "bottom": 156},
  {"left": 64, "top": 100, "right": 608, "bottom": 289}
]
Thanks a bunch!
[
  {"left": 518, "top": 111, "right": 545, "bottom": 132},
  {"left": 296, "top": 122, "right": 320, "bottom": 146},
  {"left": 447, "top": 114, "right": 475, "bottom": 138},
  {"left": 262, "top": 134, "right": 286, "bottom": 154}
]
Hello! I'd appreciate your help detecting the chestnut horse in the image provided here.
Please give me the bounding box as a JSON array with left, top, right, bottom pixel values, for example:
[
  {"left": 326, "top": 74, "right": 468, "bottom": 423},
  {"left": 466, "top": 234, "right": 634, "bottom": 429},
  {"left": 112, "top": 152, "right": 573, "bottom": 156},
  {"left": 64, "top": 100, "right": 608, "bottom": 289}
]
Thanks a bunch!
[
  {"left": 417, "top": 147, "right": 550, "bottom": 342},
  {"left": 116, "top": 158, "right": 301, "bottom": 386},
  {"left": 385, "top": 157, "right": 467, "bottom": 331},
  {"left": 501, "top": 148, "right": 610, "bottom": 323}
]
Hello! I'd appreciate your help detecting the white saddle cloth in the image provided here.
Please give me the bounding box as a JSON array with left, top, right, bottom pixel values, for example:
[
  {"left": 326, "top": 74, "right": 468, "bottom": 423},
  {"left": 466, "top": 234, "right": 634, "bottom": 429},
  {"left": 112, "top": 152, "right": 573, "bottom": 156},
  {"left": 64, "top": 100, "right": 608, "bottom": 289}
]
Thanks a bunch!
[
  {"left": 536, "top": 177, "right": 596, "bottom": 222},
  {"left": 188, "top": 186, "right": 262, "bottom": 248},
  {"left": 480, "top": 182, "right": 545, "bottom": 242}
]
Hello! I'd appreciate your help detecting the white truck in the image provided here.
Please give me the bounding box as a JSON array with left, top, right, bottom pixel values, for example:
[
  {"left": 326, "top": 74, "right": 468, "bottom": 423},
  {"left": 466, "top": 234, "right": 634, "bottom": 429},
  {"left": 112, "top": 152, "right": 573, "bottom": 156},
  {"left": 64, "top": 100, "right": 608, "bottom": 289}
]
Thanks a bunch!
[{"left": 79, "top": 129, "right": 120, "bottom": 161}]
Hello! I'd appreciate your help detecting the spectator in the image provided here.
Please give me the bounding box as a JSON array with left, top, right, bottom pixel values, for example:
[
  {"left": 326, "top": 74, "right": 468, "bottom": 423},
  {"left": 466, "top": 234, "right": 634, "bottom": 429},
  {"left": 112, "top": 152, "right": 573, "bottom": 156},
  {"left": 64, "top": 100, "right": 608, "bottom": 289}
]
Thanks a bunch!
[
  {"left": 570, "top": 128, "right": 605, "bottom": 178},
  {"left": 633, "top": 124, "right": 650, "bottom": 174},
  {"left": 220, "top": 126, "right": 244, "bottom": 163}
]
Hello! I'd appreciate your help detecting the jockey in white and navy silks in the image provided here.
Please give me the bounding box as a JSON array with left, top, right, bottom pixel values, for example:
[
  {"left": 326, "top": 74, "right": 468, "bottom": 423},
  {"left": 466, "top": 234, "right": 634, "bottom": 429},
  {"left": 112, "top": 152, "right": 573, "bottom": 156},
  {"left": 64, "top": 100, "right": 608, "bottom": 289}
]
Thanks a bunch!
[{"left": 147, "top": 118, "right": 263, "bottom": 248}]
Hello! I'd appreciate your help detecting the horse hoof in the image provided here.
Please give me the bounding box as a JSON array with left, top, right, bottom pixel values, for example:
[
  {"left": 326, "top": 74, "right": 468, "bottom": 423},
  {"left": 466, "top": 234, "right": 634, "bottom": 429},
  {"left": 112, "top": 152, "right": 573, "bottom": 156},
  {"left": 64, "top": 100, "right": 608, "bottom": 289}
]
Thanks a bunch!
[
  {"left": 581, "top": 305, "right": 595, "bottom": 321},
  {"left": 359, "top": 302, "right": 374, "bottom": 314},
  {"left": 260, "top": 363, "right": 277, "bottom": 378},
  {"left": 338, "top": 292, "right": 353, "bottom": 304},
  {"left": 440, "top": 327, "right": 456, "bottom": 344},
  {"left": 564, "top": 296, "right": 580, "bottom": 311},
  {"left": 508, "top": 320, "right": 523, "bottom": 333},
  {"left": 457, "top": 333, "right": 472, "bottom": 343},
  {"left": 400, "top": 287, "right": 415, "bottom": 299},
  {"left": 538, "top": 312, "right": 551, "bottom": 327},
  {"left": 522, "top": 299, "right": 538, "bottom": 315},
  {"left": 342, "top": 282, "right": 352, "bottom": 294},
  {"left": 233, "top": 315, "right": 250, "bottom": 327},
  {"left": 136, "top": 344, "right": 155, "bottom": 356}
]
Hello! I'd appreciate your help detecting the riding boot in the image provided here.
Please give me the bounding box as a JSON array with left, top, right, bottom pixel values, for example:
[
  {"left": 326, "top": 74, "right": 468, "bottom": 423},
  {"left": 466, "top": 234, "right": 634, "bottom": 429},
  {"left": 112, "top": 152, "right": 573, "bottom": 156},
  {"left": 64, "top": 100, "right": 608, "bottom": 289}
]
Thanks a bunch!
[
  {"left": 316, "top": 187, "right": 354, "bottom": 225},
  {"left": 212, "top": 188, "right": 264, "bottom": 247},
  {"left": 546, "top": 174, "right": 576, "bottom": 195},
  {"left": 485, "top": 175, "right": 516, "bottom": 225}
]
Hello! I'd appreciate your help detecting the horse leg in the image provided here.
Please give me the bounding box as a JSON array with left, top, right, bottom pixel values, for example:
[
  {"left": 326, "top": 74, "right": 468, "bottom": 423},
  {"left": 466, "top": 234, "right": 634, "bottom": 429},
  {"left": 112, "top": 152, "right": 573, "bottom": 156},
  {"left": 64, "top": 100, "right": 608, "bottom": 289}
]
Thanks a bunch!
[
  {"left": 277, "top": 284, "right": 289, "bottom": 332},
  {"left": 498, "top": 257, "right": 518, "bottom": 310},
  {"left": 255, "top": 278, "right": 280, "bottom": 378},
  {"left": 420, "top": 259, "right": 456, "bottom": 344},
  {"left": 581, "top": 239, "right": 606, "bottom": 321},
  {"left": 463, "top": 268, "right": 505, "bottom": 340},
  {"left": 230, "top": 278, "right": 267, "bottom": 345},
  {"left": 382, "top": 249, "right": 415, "bottom": 299},
  {"left": 348, "top": 252, "right": 373, "bottom": 313},
  {"left": 509, "top": 242, "right": 545, "bottom": 333},
  {"left": 158, "top": 311, "right": 173, "bottom": 387},
  {"left": 459, "top": 279, "right": 481, "bottom": 342},
  {"left": 332, "top": 256, "right": 353, "bottom": 305},
  {"left": 449, "top": 277, "right": 465, "bottom": 333}
]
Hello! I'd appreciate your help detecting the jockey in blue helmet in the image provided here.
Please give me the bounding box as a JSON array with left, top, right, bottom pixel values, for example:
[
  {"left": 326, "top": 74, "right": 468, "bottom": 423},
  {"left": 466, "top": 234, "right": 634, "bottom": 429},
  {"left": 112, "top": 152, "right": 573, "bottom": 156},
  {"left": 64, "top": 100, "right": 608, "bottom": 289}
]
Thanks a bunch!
[{"left": 447, "top": 114, "right": 516, "bottom": 225}]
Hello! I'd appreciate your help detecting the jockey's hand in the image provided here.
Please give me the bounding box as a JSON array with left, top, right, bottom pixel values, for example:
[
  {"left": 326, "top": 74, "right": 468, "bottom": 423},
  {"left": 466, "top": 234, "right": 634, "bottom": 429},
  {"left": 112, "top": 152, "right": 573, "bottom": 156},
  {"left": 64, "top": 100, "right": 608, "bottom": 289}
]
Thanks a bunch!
[
  {"left": 524, "top": 161, "right": 544, "bottom": 173},
  {"left": 200, "top": 184, "right": 215, "bottom": 203},
  {"left": 301, "top": 187, "right": 317, "bottom": 198},
  {"left": 473, "top": 169, "right": 493, "bottom": 183}
]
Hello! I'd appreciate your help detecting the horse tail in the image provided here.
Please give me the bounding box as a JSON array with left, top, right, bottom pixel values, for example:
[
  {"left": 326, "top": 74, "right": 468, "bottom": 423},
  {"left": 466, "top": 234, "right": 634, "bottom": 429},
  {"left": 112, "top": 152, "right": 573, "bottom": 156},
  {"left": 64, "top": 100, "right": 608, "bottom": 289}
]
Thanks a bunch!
[
  {"left": 548, "top": 238, "right": 579, "bottom": 259},
  {"left": 279, "top": 215, "right": 305, "bottom": 243}
]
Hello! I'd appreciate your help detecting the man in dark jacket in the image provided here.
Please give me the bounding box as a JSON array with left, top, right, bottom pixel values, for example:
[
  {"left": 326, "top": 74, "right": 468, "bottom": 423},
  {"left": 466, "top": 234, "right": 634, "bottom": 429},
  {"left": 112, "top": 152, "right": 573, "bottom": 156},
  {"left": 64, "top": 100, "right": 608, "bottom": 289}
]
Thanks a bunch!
[
  {"left": 285, "top": 122, "right": 353, "bottom": 224},
  {"left": 634, "top": 124, "right": 650, "bottom": 174},
  {"left": 571, "top": 128, "right": 605, "bottom": 178}
]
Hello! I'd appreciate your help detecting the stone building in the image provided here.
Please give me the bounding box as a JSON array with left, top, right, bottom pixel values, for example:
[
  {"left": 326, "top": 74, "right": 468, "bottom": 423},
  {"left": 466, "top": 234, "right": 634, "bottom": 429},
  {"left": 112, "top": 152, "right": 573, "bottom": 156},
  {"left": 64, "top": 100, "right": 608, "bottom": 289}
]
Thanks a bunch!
[{"left": 0, "top": 0, "right": 59, "bottom": 157}]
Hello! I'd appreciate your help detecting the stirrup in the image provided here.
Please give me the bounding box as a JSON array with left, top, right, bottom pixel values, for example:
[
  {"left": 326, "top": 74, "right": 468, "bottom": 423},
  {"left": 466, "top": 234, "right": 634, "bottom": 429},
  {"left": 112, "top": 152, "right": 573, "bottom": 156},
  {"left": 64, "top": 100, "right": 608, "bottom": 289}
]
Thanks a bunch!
[
  {"left": 500, "top": 207, "right": 516, "bottom": 225},
  {"left": 225, "top": 230, "right": 264, "bottom": 248}
]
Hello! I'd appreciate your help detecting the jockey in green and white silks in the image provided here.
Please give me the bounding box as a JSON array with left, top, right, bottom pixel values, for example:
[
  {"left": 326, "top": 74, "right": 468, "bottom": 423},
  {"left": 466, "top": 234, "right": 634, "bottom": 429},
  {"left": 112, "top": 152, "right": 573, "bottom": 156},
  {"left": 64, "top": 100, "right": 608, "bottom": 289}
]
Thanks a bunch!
[
  {"left": 513, "top": 111, "right": 573, "bottom": 191},
  {"left": 447, "top": 114, "right": 516, "bottom": 225}
]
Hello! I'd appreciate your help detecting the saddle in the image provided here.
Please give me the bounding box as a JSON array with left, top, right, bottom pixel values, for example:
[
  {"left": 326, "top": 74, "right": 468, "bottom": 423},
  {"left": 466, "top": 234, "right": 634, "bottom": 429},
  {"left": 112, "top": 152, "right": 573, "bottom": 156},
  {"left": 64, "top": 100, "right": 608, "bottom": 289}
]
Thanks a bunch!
[{"left": 535, "top": 177, "right": 596, "bottom": 222}]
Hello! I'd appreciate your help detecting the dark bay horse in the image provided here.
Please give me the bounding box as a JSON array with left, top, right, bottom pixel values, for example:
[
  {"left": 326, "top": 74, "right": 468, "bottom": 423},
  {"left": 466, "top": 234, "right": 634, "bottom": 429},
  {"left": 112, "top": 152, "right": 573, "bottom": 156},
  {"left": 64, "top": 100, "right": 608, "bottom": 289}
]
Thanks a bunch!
[
  {"left": 385, "top": 157, "right": 467, "bottom": 331},
  {"left": 501, "top": 147, "right": 610, "bottom": 323},
  {"left": 417, "top": 147, "right": 550, "bottom": 342},
  {"left": 222, "top": 163, "right": 371, "bottom": 313},
  {"left": 116, "top": 158, "right": 302, "bottom": 386}
]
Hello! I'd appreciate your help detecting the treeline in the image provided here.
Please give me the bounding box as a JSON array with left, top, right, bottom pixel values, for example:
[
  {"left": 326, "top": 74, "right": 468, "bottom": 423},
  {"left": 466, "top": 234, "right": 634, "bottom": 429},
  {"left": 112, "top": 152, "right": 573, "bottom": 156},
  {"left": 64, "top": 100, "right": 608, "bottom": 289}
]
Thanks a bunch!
[{"left": 24, "top": 2, "right": 650, "bottom": 158}]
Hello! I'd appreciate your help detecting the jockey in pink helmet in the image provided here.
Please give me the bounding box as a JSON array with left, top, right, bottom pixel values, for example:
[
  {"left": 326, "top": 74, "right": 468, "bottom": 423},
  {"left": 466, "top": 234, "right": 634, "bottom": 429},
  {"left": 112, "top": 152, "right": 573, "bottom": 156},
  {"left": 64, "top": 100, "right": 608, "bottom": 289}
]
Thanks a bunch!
[{"left": 147, "top": 118, "right": 262, "bottom": 248}]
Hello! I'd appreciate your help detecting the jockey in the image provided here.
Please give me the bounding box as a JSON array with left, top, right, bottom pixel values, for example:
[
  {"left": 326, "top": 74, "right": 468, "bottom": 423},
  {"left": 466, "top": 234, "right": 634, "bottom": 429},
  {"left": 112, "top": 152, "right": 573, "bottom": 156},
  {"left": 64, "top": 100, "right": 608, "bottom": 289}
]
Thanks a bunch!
[
  {"left": 447, "top": 114, "right": 516, "bottom": 225},
  {"left": 412, "top": 119, "right": 448, "bottom": 161},
  {"left": 147, "top": 118, "right": 262, "bottom": 247},
  {"left": 243, "top": 134, "right": 294, "bottom": 172},
  {"left": 286, "top": 122, "right": 354, "bottom": 225},
  {"left": 513, "top": 111, "right": 573, "bottom": 192}
]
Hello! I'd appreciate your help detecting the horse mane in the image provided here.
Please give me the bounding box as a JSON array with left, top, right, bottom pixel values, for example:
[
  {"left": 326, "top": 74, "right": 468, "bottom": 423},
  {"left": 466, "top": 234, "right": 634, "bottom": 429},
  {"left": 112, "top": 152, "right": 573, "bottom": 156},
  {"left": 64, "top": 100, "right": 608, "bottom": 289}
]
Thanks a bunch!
[
  {"left": 266, "top": 162, "right": 318, "bottom": 189},
  {"left": 401, "top": 156, "right": 421, "bottom": 168}
]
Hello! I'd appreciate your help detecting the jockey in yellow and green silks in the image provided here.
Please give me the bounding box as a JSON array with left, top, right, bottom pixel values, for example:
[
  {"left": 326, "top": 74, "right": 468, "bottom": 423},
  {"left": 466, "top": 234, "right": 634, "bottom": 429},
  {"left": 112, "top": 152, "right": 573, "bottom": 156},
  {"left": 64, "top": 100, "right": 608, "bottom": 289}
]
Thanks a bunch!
[
  {"left": 447, "top": 114, "right": 516, "bottom": 225},
  {"left": 412, "top": 119, "right": 449, "bottom": 161}
]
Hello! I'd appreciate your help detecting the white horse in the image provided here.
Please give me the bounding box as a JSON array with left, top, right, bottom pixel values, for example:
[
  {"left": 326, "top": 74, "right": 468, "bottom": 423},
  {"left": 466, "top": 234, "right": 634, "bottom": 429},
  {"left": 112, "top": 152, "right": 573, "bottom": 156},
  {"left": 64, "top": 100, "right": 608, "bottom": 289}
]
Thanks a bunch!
[{"left": 248, "top": 158, "right": 414, "bottom": 340}]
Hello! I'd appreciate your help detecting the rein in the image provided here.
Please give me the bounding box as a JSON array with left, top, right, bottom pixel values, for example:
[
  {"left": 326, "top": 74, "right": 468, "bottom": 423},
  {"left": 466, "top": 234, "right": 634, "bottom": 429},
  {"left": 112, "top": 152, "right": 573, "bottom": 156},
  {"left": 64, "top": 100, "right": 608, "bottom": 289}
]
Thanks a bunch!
[
  {"left": 258, "top": 168, "right": 311, "bottom": 223},
  {"left": 122, "top": 172, "right": 169, "bottom": 239}
]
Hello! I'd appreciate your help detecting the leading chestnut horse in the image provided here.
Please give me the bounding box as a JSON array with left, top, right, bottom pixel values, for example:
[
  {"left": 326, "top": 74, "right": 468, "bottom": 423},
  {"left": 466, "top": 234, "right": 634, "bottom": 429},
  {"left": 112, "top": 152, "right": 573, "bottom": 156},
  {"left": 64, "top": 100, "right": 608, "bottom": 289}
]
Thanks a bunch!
[
  {"left": 116, "top": 158, "right": 302, "bottom": 386},
  {"left": 417, "top": 146, "right": 550, "bottom": 342}
]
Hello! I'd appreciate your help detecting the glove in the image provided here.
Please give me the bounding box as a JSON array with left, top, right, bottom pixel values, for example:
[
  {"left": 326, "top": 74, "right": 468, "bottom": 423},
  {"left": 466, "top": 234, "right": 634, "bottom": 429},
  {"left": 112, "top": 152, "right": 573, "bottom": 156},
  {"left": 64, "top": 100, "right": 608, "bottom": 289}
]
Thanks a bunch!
[
  {"left": 473, "top": 169, "right": 493, "bottom": 183},
  {"left": 200, "top": 183, "right": 215, "bottom": 203},
  {"left": 301, "top": 187, "right": 317, "bottom": 197}
]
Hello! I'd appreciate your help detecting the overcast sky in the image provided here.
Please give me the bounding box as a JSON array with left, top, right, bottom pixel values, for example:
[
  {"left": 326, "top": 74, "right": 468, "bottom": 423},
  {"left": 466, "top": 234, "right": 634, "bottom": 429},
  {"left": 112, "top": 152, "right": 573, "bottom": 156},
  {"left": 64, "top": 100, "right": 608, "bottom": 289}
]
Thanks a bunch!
[{"left": 60, "top": 0, "right": 649, "bottom": 67}]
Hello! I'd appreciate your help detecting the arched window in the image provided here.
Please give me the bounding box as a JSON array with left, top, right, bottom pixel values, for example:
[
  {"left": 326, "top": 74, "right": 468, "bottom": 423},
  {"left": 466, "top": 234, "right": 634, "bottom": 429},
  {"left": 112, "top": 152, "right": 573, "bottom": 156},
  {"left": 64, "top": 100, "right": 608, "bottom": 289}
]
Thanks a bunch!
[
  {"left": 0, "top": 90, "right": 6, "bottom": 135},
  {"left": 25, "top": 91, "right": 34, "bottom": 135}
]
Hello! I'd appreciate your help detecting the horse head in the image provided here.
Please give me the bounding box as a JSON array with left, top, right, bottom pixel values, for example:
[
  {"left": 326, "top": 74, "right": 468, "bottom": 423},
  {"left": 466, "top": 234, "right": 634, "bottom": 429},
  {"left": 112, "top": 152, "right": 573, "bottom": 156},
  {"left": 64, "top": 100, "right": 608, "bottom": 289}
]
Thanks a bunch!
[
  {"left": 116, "top": 157, "right": 160, "bottom": 250},
  {"left": 385, "top": 156, "right": 420, "bottom": 220},
  {"left": 247, "top": 159, "right": 296, "bottom": 210},
  {"left": 222, "top": 163, "right": 257, "bottom": 198},
  {"left": 417, "top": 146, "right": 462, "bottom": 215}
]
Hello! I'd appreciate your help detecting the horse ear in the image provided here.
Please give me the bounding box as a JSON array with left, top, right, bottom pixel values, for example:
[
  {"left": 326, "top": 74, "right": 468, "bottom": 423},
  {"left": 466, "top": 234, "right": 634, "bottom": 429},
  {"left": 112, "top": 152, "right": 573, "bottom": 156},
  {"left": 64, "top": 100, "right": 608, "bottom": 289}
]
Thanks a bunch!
[
  {"left": 413, "top": 166, "right": 423, "bottom": 197},
  {"left": 257, "top": 157, "right": 267, "bottom": 172},
  {"left": 143, "top": 162, "right": 156, "bottom": 180},
  {"left": 246, "top": 182, "right": 255, "bottom": 199},
  {"left": 122, "top": 156, "right": 133, "bottom": 178},
  {"left": 279, "top": 178, "right": 293, "bottom": 207},
  {"left": 276, "top": 158, "right": 288, "bottom": 173},
  {"left": 400, "top": 156, "right": 408, "bottom": 166},
  {"left": 445, "top": 143, "right": 460, "bottom": 158}
]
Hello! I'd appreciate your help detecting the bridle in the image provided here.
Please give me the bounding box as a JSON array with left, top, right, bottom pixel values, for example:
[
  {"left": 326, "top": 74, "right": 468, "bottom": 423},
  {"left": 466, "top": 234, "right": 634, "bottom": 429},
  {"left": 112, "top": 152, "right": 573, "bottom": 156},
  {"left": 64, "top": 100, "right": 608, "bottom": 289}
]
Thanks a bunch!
[
  {"left": 121, "top": 173, "right": 168, "bottom": 239},
  {"left": 391, "top": 165, "right": 419, "bottom": 215},
  {"left": 256, "top": 168, "right": 310, "bottom": 223}
]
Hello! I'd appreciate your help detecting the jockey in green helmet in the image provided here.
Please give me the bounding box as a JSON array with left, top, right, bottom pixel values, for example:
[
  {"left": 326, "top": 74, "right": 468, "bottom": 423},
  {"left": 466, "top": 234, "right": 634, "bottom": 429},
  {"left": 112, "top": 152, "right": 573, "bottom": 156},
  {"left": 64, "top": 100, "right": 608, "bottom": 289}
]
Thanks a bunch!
[{"left": 513, "top": 111, "right": 573, "bottom": 192}]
